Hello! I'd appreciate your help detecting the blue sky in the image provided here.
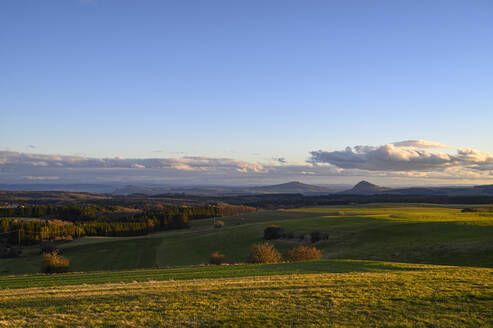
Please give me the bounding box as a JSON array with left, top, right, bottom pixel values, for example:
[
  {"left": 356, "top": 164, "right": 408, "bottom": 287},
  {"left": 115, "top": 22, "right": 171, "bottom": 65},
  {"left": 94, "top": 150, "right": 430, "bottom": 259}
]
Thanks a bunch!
[{"left": 1, "top": 0, "right": 493, "bottom": 185}]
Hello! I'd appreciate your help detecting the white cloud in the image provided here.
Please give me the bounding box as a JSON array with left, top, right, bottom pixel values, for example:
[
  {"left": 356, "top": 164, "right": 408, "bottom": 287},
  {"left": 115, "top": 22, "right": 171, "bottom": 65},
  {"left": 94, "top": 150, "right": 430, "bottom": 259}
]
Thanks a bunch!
[
  {"left": 1, "top": 145, "right": 493, "bottom": 185},
  {"left": 0, "top": 151, "right": 268, "bottom": 180},
  {"left": 456, "top": 148, "right": 493, "bottom": 164},
  {"left": 310, "top": 142, "right": 493, "bottom": 172}
]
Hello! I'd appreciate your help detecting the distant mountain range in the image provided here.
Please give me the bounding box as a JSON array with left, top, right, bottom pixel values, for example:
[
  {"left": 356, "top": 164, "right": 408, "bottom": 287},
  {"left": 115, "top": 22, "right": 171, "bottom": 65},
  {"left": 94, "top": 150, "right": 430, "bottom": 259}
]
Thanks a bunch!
[
  {"left": 244, "top": 181, "right": 336, "bottom": 194},
  {"left": 341, "top": 181, "right": 493, "bottom": 196},
  {"left": 115, "top": 180, "right": 493, "bottom": 197},
  {"left": 2, "top": 181, "right": 493, "bottom": 197},
  {"left": 113, "top": 181, "right": 345, "bottom": 196}
]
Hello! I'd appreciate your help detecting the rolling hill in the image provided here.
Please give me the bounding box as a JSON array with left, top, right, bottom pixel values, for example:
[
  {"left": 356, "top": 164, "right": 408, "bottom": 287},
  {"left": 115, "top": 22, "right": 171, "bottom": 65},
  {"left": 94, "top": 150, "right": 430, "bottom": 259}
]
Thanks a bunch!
[
  {"left": 341, "top": 181, "right": 493, "bottom": 196},
  {"left": 2, "top": 204, "right": 492, "bottom": 275},
  {"left": 1, "top": 204, "right": 492, "bottom": 327},
  {"left": 244, "top": 181, "right": 334, "bottom": 195},
  {"left": 113, "top": 181, "right": 339, "bottom": 195}
]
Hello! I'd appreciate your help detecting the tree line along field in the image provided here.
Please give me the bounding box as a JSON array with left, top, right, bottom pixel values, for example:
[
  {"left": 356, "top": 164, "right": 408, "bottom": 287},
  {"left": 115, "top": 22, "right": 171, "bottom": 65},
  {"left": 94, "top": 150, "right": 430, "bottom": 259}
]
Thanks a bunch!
[
  {"left": 0, "top": 204, "right": 492, "bottom": 327},
  {"left": 0, "top": 203, "right": 257, "bottom": 245}
]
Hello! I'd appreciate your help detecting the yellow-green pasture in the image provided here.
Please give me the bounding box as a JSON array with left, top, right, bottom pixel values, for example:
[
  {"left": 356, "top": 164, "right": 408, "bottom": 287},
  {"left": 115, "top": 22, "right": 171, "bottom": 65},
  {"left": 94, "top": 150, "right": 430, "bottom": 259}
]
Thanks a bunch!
[
  {"left": 0, "top": 260, "right": 491, "bottom": 327},
  {"left": 1, "top": 204, "right": 492, "bottom": 275}
]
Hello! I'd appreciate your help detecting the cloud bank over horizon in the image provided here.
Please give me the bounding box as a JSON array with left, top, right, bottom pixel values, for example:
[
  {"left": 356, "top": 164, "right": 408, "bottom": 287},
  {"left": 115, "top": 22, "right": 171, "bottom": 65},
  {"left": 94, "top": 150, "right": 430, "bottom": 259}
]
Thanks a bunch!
[
  {"left": 1, "top": 140, "right": 493, "bottom": 186},
  {"left": 310, "top": 141, "right": 493, "bottom": 172}
]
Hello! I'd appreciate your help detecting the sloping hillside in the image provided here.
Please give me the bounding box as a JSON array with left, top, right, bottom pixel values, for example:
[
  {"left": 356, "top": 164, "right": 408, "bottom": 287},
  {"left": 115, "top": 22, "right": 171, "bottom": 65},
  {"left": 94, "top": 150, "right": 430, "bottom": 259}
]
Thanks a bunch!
[{"left": 1, "top": 205, "right": 492, "bottom": 275}]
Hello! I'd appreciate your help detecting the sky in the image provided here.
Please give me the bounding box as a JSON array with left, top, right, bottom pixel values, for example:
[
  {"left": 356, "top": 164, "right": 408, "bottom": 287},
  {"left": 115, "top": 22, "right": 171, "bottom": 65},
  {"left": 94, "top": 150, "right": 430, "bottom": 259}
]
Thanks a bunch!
[{"left": 1, "top": 0, "right": 493, "bottom": 186}]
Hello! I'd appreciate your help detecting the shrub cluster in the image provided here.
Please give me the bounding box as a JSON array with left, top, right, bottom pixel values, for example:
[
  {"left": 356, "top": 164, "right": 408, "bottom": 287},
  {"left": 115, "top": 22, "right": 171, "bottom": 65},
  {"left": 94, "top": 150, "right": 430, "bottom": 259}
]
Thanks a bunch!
[
  {"left": 209, "top": 251, "right": 226, "bottom": 265},
  {"left": 214, "top": 220, "right": 225, "bottom": 228},
  {"left": 40, "top": 242, "right": 58, "bottom": 255},
  {"left": 263, "top": 225, "right": 286, "bottom": 240},
  {"left": 461, "top": 207, "right": 493, "bottom": 213},
  {"left": 247, "top": 242, "right": 282, "bottom": 263},
  {"left": 264, "top": 226, "right": 329, "bottom": 243},
  {"left": 310, "top": 231, "right": 329, "bottom": 243},
  {"left": 245, "top": 242, "right": 322, "bottom": 264},
  {"left": 285, "top": 245, "right": 322, "bottom": 262},
  {"left": 42, "top": 251, "right": 70, "bottom": 273}
]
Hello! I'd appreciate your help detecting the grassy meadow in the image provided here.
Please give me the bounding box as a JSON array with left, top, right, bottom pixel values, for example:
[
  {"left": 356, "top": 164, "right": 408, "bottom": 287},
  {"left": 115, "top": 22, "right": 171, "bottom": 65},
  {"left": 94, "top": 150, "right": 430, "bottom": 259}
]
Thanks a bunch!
[
  {"left": 1, "top": 204, "right": 492, "bottom": 274},
  {"left": 1, "top": 204, "right": 492, "bottom": 327},
  {"left": 0, "top": 260, "right": 491, "bottom": 327}
]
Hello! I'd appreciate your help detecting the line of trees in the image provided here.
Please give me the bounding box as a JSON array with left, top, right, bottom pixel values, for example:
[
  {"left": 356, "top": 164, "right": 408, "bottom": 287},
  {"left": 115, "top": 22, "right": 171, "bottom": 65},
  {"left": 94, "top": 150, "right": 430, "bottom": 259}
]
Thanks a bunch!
[
  {"left": 0, "top": 204, "right": 222, "bottom": 222},
  {"left": 0, "top": 213, "right": 189, "bottom": 245},
  {"left": 0, "top": 202, "right": 257, "bottom": 245},
  {"left": 0, "top": 204, "right": 223, "bottom": 245}
]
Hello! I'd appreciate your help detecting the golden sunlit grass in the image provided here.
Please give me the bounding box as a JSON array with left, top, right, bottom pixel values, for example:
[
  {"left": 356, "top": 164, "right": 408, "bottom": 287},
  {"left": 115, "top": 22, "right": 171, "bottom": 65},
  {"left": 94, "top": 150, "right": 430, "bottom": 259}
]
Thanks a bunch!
[
  {"left": 286, "top": 205, "right": 493, "bottom": 225},
  {"left": 0, "top": 261, "right": 491, "bottom": 327},
  {"left": 1, "top": 204, "right": 492, "bottom": 327}
]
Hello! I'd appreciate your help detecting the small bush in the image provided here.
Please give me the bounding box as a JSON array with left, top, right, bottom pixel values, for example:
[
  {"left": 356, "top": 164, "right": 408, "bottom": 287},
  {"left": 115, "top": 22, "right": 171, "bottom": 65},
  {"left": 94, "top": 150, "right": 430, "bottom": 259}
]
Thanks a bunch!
[
  {"left": 42, "top": 251, "right": 69, "bottom": 273},
  {"left": 286, "top": 245, "right": 322, "bottom": 262},
  {"left": 209, "top": 251, "right": 226, "bottom": 265},
  {"left": 263, "top": 225, "right": 286, "bottom": 240},
  {"left": 247, "top": 242, "right": 282, "bottom": 263},
  {"left": 54, "top": 235, "right": 73, "bottom": 241},
  {"left": 214, "top": 220, "right": 225, "bottom": 228},
  {"left": 40, "top": 242, "right": 58, "bottom": 255},
  {"left": 310, "top": 231, "right": 329, "bottom": 243}
]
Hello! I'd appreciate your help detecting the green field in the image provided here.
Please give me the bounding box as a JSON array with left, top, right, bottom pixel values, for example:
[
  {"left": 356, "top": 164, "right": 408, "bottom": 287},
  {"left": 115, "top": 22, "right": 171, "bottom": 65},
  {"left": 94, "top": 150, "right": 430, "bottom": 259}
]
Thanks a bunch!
[
  {"left": 1, "top": 204, "right": 492, "bottom": 327},
  {"left": 1, "top": 204, "right": 493, "bottom": 275},
  {"left": 0, "top": 260, "right": 491, "bottom": 327}
]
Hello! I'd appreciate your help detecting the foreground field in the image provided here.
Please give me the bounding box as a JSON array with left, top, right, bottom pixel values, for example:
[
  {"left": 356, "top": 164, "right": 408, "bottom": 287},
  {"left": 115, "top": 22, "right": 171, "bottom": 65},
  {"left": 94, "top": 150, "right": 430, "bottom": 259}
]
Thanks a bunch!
[
  {"left": 1, "top": 205, "right": 492, "bottom": 327},
  {"left": 0, "top": 260, "right": 491, "bottom": 327},
  {"left": 1, "top": 204, "right": 492, "bottom": 275}
]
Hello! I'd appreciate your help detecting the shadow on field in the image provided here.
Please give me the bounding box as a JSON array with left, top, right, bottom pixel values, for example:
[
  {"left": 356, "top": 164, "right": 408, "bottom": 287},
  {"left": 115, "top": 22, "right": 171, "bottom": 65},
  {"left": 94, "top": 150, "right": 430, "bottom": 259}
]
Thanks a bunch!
[{"left": 0, "top": 259, "right": 432, "bottom": 290}]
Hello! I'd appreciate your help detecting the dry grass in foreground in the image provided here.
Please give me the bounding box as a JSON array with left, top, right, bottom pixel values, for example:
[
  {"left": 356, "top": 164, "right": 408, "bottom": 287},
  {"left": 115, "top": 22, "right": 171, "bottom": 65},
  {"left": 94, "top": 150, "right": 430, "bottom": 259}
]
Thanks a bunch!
[{"left": 0, "top": 262, "right": 491, "bottom": 327}]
